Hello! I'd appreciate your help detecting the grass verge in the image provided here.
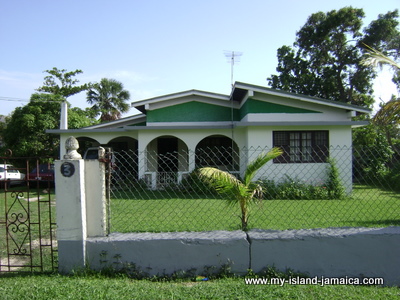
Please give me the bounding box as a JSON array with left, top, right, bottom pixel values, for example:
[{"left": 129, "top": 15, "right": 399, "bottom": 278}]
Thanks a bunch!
[{"left": 0, "top": 273, "right": 399, "bottom": 300}]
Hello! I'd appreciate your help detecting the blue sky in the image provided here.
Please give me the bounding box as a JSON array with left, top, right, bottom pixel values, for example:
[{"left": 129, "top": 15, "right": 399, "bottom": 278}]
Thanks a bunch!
[{"left": 0, "top": 0, "right": 398, "bottom": 116}]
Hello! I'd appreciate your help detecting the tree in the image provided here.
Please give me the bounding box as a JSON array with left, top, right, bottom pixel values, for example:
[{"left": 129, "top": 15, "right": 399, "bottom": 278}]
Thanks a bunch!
[
  {"left": 86, "top": 78, "right": 131, "bottom": 122},
  {"left": 197, "top": 148, "right": 283, "bottom": 231},
  {"left": 37, "top": 67, "right": 90, "bottom": 98},
  {"left": 267, "top": 7, "right": 400, "bottom": 107},
  {"left": 2, "top": 93, "right": 97, "bottom": 158}
]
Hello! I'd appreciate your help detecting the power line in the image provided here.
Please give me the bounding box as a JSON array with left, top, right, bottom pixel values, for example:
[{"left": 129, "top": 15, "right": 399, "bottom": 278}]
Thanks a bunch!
[
  {"left": 0, "top": 96, "right": 66, "bottom": 103},
  {"left": 0, "top": 96, "right": 29, "bottom": 102}
]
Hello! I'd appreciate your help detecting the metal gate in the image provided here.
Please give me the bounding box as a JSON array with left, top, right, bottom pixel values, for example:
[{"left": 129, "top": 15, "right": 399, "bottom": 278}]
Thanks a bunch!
[{"left": 0, "top": 155, "right": 57, "bottom": 272}]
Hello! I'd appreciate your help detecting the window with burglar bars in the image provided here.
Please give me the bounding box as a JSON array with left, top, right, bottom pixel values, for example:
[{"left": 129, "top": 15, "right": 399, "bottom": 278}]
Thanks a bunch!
[{"left": 273, "top": 131, "right": 329, "bottom": 163}]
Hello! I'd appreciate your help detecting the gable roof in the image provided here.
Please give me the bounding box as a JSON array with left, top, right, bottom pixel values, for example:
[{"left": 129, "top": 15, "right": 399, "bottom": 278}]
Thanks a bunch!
[{"left": 47, "top": 82, "right": 371, "bottom": 134}]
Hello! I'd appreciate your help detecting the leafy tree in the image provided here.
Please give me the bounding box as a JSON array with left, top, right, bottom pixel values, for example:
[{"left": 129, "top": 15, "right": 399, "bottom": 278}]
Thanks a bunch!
[
  {"left": 267, "top": 7, "right": 399, "bottom": 107},
  {"left": 86, "top": 78, "right": 131, "bottom": 122},
  {"left": 197, "top": 148, "right": 282, "bottom": 231},
  {"left": 2, "top": 93, "right": 97, "bottom": 158},
  {"left": 37, "top": 67, "right": 90, "bottom": 98}
]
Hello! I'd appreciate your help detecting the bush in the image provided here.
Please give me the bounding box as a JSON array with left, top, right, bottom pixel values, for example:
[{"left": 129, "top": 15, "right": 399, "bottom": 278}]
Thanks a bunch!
[
  {"left": 261, "top": 176, "right": 330, "bottom": 200},
  {"left": 261, "top": 160, "right": 345, "bottom": 200}
]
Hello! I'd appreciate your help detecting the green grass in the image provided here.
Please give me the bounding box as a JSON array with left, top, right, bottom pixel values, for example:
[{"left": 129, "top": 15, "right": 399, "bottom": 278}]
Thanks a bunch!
[
  {"left": 110, "top": 184, "right": 400, "bottom": 232},
  {"left": 0, "top": 273, "right": 399, "bottom": 300}
]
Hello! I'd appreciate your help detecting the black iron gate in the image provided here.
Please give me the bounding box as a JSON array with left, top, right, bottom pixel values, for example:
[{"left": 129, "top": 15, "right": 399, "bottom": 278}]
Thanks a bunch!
[{"left": 0, "top": 155, "right": 57, "bottom": 272}]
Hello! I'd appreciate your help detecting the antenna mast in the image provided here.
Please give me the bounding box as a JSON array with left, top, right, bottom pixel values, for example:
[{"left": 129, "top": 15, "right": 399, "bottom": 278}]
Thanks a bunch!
[{"left": 224, "top": 50, "right": 243, "bottom": 88}]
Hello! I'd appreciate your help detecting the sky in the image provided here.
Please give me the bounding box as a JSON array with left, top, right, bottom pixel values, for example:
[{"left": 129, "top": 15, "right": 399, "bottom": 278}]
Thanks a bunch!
[{"left": 0, "top": 0, "right": 399, "bottom": 117}]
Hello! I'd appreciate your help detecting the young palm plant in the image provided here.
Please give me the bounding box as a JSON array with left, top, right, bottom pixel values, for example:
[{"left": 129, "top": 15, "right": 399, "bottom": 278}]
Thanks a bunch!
[{"left": 198, "top": 148, "right": 282, "bottom": 231}]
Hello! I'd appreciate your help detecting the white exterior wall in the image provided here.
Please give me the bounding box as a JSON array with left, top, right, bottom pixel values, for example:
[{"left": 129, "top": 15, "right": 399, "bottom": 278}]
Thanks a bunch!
[{"left": 244, "top": 125, "right": 353, "bottom": 193}]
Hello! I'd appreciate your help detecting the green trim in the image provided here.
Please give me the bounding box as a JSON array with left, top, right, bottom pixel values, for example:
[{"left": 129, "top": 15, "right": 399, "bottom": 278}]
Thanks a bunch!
[
  {"left": 240, "top": 98, "right": 320, "bottom": 119},
  {"left": 147, "top": 101, "right": 240, "bottom": 122},
  {"left": 127, "top": 122, "right": 147, "bottom": 127}
]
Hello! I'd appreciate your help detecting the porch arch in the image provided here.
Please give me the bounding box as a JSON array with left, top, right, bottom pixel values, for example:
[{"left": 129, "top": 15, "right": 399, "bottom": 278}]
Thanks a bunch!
[
  {"left": 107, "top": 136, "right": 139, "bottom": 181},
  {"left": 195, "top": 135, "right": 240, "bottom": 172},
  {"left": 142, "top": 136, "right": 189, "bottom": 189},
  {"left": 76, "top": 137, "right": 100, "bottom": 156},
  {"left": 145, "top": 136, "right": 189, "bottom": 172}
]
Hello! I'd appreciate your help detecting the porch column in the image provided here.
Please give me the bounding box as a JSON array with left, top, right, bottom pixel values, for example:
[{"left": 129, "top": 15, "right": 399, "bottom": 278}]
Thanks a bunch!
[{"left": 188, "top": 149, "right": 196, "bottom": 173}]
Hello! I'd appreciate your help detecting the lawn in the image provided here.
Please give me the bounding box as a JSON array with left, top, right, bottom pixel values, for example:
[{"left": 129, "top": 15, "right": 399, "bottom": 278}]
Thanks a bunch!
[
  {"left": 0, "top": 273, "right": 399, "bottom": 300},
  {"left": 110, "top": 184, "right": 400, "bottom": 233}
]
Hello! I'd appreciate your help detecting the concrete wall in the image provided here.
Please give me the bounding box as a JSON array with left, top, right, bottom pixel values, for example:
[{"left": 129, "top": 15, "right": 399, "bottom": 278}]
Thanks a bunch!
[{"left": 84, "top": 227, "right": 400, "bottom": 286}]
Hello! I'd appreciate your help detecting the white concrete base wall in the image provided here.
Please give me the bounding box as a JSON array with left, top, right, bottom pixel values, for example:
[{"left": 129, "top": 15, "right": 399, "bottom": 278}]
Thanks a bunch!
[
  {"left": 86, "top": 231, "right": 249, "bottom": 276},
  {"left": 249, "top": 227, "right": 400, "bottom": 286},
  {"left": 83, "top": 227, "right": 400, "bottom": 286}
]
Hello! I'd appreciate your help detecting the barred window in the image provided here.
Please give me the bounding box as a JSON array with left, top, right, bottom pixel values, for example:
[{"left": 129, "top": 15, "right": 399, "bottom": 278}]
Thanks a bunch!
[{"left": 273, "top": 131, "right": 329, "bottom": 163}]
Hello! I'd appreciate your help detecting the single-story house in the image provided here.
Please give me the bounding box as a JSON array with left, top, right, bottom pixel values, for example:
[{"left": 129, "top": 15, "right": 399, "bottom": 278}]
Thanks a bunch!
[{"left": 48, "top": 82, "right": 370, "bottom": 192}]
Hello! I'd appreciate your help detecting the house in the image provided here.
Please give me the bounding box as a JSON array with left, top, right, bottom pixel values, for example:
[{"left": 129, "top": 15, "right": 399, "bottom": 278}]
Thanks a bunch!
[{"left": 48, "top": 82, "right": 370, "bottom": 192}]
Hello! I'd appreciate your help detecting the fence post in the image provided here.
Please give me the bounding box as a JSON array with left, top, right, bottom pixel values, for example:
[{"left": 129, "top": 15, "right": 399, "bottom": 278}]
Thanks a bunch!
[{"left": 55, "top": 137, "right": 107, "bottom": 273}]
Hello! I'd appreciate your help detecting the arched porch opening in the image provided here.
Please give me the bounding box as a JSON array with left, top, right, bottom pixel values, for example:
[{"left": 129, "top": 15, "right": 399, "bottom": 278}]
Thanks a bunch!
[
  {"left": 76, "top": 137, "right": 100, "bottom": 157},
  {"left": 107, "top": 136, "right": 139, "bottom": 182},
  {"left": 195, "top": 135, "right": 240, "bottom": 173},
  {"left": 144, "top": 136, "right": 189, "bottom": 189}
]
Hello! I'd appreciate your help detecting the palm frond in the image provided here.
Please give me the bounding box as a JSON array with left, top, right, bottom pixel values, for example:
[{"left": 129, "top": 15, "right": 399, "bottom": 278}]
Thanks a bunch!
[
  {"left": 373, "top": 98, "right": 400, "bottom": 126},
  {"left": 361, "top": 45, "right": 400, "bottom": 70},
  {"left": 198, "top": 167, "right": 242, "bottom": 194},
  {"left": 243, "top": 148, "right": 283, "bottom": 185}
]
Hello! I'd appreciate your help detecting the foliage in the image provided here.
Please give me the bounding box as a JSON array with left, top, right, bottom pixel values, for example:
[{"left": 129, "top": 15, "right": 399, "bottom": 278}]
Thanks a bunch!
[
  {"left": 86, "top": 78, "right": 131, "bottom": 122},
  {"left": 261, "top": 177, "right": 331, "bottom": 200},
  {"left": 267, "top": 7, "right": 400, "bottom": 107},
  {"left": 326, "top": 159, "right": 345, "bottom": 199},
  {"left": 36, "top": 67, "right": 90, "bottom": 98},
  {"left": 260, "top": 159, "right": 346, "bottom": 201},
  {"left": 353, "top": 125, "right": 394, "bottom": 183},
  {"left": 361, "top": 45, "right": 400, "bottom": 152},
  {"left": 1, "top": 93, "right": 97, "bottom": 157},
  {"left": 197, "top": 148, "right": 283, "bottom": 231},
  {"left": 361, "top": 44, "right": 400, "bottom": 70}
]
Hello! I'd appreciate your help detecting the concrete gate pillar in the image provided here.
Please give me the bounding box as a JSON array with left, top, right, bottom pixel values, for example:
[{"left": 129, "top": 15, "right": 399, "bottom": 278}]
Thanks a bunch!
[{"left": 55, "top": 137, "right": 107, "bottom": 273}]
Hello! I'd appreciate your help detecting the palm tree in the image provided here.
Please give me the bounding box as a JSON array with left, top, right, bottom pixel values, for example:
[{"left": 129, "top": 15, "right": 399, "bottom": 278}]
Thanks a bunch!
[
  {"left": 87, "top": 78, "right": 130, "bottom": 122},
  {"left": 198, "top": 148, "right": 283, "bottom": 231}
]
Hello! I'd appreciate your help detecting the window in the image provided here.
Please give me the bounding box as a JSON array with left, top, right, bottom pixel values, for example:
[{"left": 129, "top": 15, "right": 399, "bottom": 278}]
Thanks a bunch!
[{"left": 273, "top": 131, "right": 329, "bottom": 163}]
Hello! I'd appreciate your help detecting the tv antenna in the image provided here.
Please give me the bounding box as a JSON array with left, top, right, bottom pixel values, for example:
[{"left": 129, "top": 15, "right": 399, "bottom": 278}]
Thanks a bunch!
[{"left": 224, "top": 50, "right": 243, "bottom": 88}]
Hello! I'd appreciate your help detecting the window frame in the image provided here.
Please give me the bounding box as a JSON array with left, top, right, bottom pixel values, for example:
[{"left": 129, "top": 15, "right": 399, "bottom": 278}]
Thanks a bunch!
[{"left": 273, "top": 130, "right": 329, "bottom": 163}]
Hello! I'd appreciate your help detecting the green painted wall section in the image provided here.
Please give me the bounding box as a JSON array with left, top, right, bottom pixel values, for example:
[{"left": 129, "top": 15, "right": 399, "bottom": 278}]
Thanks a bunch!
[
  {"left": 240, "top": 98, "right": 320, "bottom": 119},
  {"left": 147, "top": 101, "right": 240, "bottom": 122},
  {"left": 145, "top": 99, "right": 321, "bottom": 123}
]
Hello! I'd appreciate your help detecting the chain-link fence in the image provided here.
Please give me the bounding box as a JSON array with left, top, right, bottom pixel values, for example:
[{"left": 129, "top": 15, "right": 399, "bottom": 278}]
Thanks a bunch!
[{"left": 109, "top": 146, "right": 400, "bottom": 233}]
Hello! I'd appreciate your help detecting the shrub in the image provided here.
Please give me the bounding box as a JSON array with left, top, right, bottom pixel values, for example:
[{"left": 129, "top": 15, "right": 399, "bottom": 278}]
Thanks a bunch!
[{"left": 326, "top": 158, "right": 345, "bottom": 200}]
